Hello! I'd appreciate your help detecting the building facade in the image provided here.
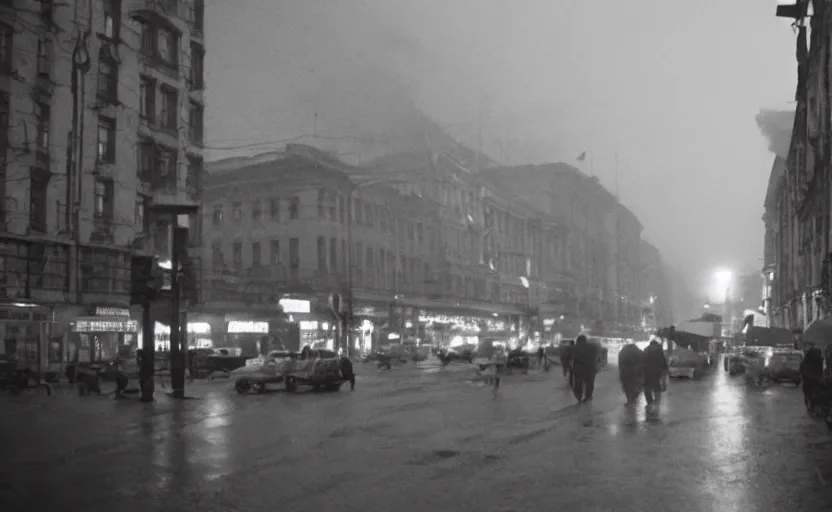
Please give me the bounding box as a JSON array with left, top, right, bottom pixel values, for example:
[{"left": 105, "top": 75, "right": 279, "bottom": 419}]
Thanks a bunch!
[
  {"left": 1, "top": 1, "right": 205, "bottom": 370},
  {"left": 768, "top": 0, "right": 830, "bottom": 331},
  {"left": 614, "top": 203, "right": 644, "bottom": 334},
  {"left": 481, "top": 164, "right": 669, "bottom": 336},
  {"left": 638, "top": 240, "right": 672, "bottom": 330},
  {"left": 200, "top": 145, "right": 548, "bottom": 354},
  {"left": 199, "top": 146, "right": 677, "bottom": 352}
]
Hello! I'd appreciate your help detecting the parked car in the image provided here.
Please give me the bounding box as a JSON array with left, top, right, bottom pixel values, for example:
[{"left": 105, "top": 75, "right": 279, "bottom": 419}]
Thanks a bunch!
[
  {"left": 765, "top": 350, "right": 802, "bottom": 385},
  {"left": 233, "top": 351, "right": 293, "bottom": 394},
  {"left": 668, "top": 348, "right": 708, "bottom": 379},
  {"left": 283, "top": 349, "right": 344, "bottom": 392}
]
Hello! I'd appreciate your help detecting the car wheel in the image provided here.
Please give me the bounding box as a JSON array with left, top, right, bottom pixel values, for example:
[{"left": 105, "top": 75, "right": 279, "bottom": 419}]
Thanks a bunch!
[
  {"left": 235, "top": 380, "right": 251, "bottom": 394},
  {"left": 256, "top": 383, "right": 267, "bottom": 394}
]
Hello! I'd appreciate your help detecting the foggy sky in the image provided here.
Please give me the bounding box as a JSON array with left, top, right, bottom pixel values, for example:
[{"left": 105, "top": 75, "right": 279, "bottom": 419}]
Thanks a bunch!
[{"left": 205, "top": 0, "right": 798, "bottom": 299}]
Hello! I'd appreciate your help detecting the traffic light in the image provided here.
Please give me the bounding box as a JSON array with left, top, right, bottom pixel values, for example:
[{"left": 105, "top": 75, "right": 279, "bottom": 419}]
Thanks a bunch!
[
  {"left": 179, "top": 257, "right": 199, "bottom": 303},
  {"left": 130, "top": 255, "right": 164, "bottom": 304}
]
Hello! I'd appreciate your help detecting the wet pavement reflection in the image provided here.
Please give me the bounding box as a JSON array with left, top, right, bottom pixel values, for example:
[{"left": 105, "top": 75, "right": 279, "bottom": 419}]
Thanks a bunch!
[{"left": 1, "top": 357, "right": 830, "bottom": 511}]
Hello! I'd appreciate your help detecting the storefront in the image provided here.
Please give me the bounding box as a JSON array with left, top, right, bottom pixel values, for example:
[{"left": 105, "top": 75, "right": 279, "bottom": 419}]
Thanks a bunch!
[
  {"left": 0, "top": 302, "right": 57, "bottom": 376},
  {"left": 279, "top": 297, "right": 340, "bottom": 351},
  {"left": 150, "top": 321, "right": 213, "bottom": 351},
  {"left": 417, "top": 312, "right": 519, "bottom": 349},
  {"left": 224, "top": 319, "right": 270, "bottom": 357},
  {"left": 348, "top": 305, "right": 386, "bottom": 353},
  {"left": 69, "top": 306, "right": 139, "bottom": 364}
]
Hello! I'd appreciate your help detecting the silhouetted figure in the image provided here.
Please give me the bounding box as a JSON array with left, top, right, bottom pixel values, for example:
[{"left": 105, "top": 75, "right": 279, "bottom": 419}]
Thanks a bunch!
[
  {"left": 618, "top": 343, "right": 643, "bottom": 405},
  {"left": 340, "top": 355, "right": 356, "bottom": 391},
  {"left": 571, "top": 335, "right": 598, "bottom": 403},
  {"left": 801, "top": 347, "right": 825, "bottom": 411},
  {"left": 642, "top": 340, "right": 668, "bottom": 413}
]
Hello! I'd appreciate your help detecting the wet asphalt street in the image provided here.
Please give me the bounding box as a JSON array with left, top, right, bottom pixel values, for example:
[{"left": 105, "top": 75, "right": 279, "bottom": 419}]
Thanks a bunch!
[{"left": 1, "top": 356, "right": 831, "bottom": 512}]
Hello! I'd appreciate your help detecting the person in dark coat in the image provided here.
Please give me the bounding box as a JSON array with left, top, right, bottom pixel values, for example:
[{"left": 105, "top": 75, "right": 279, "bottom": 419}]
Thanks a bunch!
[
  {"left": 618, "top": 343, "right": 643, "bottom": 405},
  {"left": 801, "top": 347, "right": 825, "bottom": 410},
  {"left": 340, "top": 355, "right": 356, "bottom": 391},
  {"left": 642, "top": 339, "right": 668, "bottom": 413},
  {"left": 571, "top": 335, "right": 598, "bottom": 403}
]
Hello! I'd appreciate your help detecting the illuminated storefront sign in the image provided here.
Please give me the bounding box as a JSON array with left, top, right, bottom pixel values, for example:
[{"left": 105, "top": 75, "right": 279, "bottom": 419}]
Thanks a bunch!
[
  {"left": 227, "top": 321, "right": 269, "bottom": 334},
  {"left": 94, "top": 306, "right": 130, "bottom": 317},
  {"left": 155, "top": 322, "right": 211, "bottom": 334},
  {"left": 279, "top": 299, "right": 310, "bottom": 314},
  {"left": 299, "top": 320, "right": 318, "bottom": 330},
  {"left": 418, "top": 314, "right": 507, "bottom": 332},
  {"left": 73, "top": 319, "right": 139, "bottom": 333}
]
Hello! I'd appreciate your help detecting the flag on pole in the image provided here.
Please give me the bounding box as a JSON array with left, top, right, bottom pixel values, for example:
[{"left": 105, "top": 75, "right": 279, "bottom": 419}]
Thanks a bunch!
[{"left": 577, "top": 151, "right": 587, "bottom": 162}]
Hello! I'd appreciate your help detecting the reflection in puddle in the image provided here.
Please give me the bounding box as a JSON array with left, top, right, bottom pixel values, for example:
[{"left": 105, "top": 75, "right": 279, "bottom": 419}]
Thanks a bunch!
[
  {"left": 194, "top": 397, "right": 233, "bottom": 481},
  {"left": 705, "top": 370, "right": 750, "bottom": 509}
]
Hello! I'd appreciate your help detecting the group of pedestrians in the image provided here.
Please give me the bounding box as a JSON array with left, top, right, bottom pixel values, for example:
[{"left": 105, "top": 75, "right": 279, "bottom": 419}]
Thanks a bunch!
[
  {"left": 558, "top": 335, "right": 669, "bottom": 414},
  {"left": 618, "top": 339, "right": 669, "bottom": 414}
]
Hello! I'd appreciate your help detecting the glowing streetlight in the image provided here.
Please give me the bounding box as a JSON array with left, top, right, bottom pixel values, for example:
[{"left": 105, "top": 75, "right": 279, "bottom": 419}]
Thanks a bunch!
[
  {"left": 714, "top": 269, "right": 733, "bottom": 335},
  {"left": 715, "top": 269, "right": 732, "bottom": 287}
]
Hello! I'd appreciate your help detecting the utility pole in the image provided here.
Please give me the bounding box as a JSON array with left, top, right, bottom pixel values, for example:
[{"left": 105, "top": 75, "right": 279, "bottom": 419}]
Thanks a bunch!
[
  {"left": 149, "top": 204, "right": 198, "bottom": 399},
  {"left": 70, "top": 31, "right": 90, "bottom": 301},
  {"left": 169, "top": 224, "right": 186, "bottom": 398}
]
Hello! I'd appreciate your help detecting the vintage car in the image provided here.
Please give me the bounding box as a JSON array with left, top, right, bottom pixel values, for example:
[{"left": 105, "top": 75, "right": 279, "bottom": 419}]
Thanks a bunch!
[
  {"left": 190, "top": 348, "right": 249, "bottom": 379},
  {"left": 506, "top": 348, "right": 530, "bottom": 372},
  {"left": 438, "top": 347, "right": 475, "bottom": 366},
  {"left": 668, "top": 347, "right": 708, "bottom": 379},
  {"left": 283, "top": 349, "right": 344, "bottom": 392},
  {"left": 232, "top": 351, "right": 293, "bottom": 394},
  {"left": 764, "top": 350, "right": 802, "bottom": 385}
]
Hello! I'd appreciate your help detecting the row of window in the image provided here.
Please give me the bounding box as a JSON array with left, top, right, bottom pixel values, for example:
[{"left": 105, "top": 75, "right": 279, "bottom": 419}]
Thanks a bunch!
[
  {"left": 208, "top": 236, "right": 541, "bottom": 303},
  {"left": 139, "top": 74, "right": 204, "bottom": 144},
  {"left": 212, "top": 197, "right": 301, "bottom": 225}
]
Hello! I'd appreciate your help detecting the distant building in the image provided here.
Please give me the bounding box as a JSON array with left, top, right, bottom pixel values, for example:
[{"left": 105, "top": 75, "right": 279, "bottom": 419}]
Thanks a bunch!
[
  {"left": 482, "top": 163, "right": 663, "bottom": 337},
  {"left": 639, "top": 240, "right": 672, "bottom": 330},
  {"left": 199, "top": 145, "right": 537, "bottom": 354}
]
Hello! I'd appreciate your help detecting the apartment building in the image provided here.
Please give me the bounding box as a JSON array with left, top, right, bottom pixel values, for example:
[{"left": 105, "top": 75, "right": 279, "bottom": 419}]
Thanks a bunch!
[{"left": 1, "top": 1, "right": 205, "bottom": 367}]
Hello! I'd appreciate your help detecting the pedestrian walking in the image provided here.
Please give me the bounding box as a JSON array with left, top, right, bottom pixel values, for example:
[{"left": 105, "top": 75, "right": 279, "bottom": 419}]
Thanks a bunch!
[
  {"left": 340, "top": 355, "right": 356, "bottom": 391},
  {"left": 571, "top": 335, "right": 598, "bottom": 403},
  {"left": 642, "top": 339, "right": 668, "bottom": 415},
  {"left": 801, "top": 347, "right": 824, "bottom": 411},
  {"left": 618, "top": 343, "right": 643, "bottom": 405}
]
